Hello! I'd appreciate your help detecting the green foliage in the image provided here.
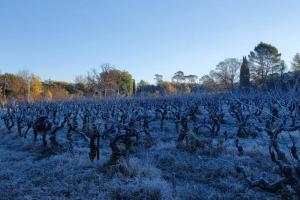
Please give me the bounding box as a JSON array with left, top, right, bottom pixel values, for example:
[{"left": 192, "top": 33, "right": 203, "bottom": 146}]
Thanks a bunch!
[
  {"left": 94, "top": 65, "right": 134, "bottom": 97},
  {"left": 240, "top": 56, "right": 250, "bottom": 88},
  {"left": 172, "top": 71, "right": 185, "bottom": 83},
  {"left": 249, "top": 42, "right": 282, "bottom": 86},
  {"left": 120, "top": 71, "right": 133, "bottom": 96},
  {"left": 0, "top": 73, "right": 27, "bottom": 100}
]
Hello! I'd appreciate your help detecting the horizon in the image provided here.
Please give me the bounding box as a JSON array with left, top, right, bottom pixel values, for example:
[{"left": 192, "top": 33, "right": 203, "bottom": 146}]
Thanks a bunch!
[{"left": 1, "top": 0, "right": 300, "bottom": 83}]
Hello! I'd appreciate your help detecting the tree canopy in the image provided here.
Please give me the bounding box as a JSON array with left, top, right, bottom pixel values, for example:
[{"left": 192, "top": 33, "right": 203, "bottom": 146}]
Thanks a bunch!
[{"left": 249, "top": 42, "right": 282, "bottom": 87}]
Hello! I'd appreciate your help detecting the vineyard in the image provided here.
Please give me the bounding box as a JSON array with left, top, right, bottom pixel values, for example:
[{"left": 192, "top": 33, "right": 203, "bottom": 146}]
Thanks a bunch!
[{"left": 0, "top": 90, "right": 300, "bottom": 199}]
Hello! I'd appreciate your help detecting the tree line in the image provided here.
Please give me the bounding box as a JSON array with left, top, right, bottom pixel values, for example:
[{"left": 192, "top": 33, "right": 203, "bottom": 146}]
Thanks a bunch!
[
  {"left": 1, "top": 42, "right": 300, "bottom": 101},
  {"left": 0, "top": 64, "right": 134, "bottom": 102},
  {"left": 138, "top": 42, "right": 300, "bottom": 96}
]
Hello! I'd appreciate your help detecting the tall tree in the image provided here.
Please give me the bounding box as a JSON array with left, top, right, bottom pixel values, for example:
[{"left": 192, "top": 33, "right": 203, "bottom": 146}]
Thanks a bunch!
[
  {"left": 132, "top": 79, "right": 136, "bottom": 95},
  {"left": 119, "top": 71, "right": 133, "bottom": 96},
  {"left": 154, "top": 74, "right": 163, "bottom": 84},
  {"left": 248, "top": 42, "right": 282, "bottom": 87},
  {"left": 172, "top": 71, "right": 185, "bottom": 83},
  {"left": 85, "top": 64, "right": 133, "bottom": 97},
  {"left": 239, "top": 56, "right": 250, "bottom": 88},
  {"left": 291, "top": 53, "right": 300, "bottom": 72},
  {"left": 210, "top": 58, "right": 241, "bottom": 90}
]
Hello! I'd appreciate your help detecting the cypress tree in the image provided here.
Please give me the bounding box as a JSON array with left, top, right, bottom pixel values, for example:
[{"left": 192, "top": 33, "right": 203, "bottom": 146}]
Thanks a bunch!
[
  {"left": 239, "top": 56, "right": 250, "bottom": 88},
  {"left": 132, "top": 79, "right": 136, "bottom": 96}
]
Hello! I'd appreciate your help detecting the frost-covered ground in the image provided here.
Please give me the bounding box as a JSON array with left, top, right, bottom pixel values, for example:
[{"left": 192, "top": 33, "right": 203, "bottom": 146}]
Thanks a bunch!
[{"left": 1, "top": 118, "right": 297, "bottom": 200}]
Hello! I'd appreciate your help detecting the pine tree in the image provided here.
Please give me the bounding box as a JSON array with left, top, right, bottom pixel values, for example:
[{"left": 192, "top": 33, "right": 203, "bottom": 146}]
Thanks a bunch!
[
  {"left": 248, "top": 42, "right": 282, "bottom": 87},
  {"left": 239, "top": 56, "right": 250, "bottom": 88}
]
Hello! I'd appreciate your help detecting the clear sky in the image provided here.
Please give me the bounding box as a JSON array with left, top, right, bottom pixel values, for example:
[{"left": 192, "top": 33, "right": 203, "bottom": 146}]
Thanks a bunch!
[{"left": 0, "top": 0, "right": 300, "bottom": 83}]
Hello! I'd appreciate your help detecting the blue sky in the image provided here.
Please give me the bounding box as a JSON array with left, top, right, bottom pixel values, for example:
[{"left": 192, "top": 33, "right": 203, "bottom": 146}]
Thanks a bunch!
[{"left": 0, "top": 0, "right": 300, "bottom": 83}]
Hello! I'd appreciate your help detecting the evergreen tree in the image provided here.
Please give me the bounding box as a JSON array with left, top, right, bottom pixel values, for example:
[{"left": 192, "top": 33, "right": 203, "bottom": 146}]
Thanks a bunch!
[
  {"left": 248, "top": 42, "right": 282, "bottom": 87},
  {"left": 239, "top": 56, "right": 250, "bottom": 88},
  {"left": 132, "top": 79, "right": 136, "bottom": 95},
  {"left": 172, "top": 71, "right": 185, "bottom": 83}
]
